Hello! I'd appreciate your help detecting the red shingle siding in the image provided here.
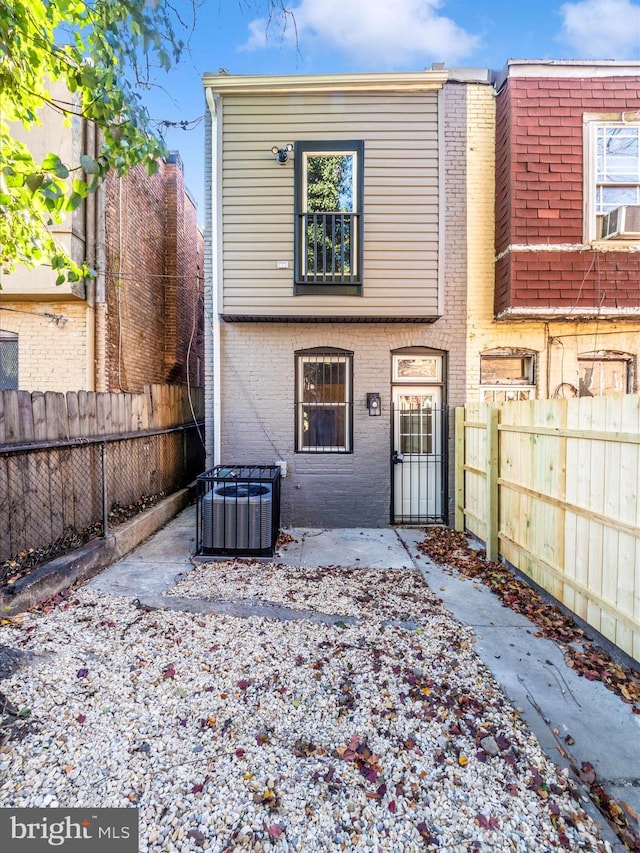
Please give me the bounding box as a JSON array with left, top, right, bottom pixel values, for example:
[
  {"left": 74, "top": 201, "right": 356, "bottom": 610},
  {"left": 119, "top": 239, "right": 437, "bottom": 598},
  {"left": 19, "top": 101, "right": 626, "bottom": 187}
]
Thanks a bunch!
[
  {"left": 505, "top": 251, "right": 640, "bottom": 311},
  {"left": 494, "top": 75, "right": 640, "bottom": 315},
  {"left": 494, "top": 83, "right": 511, "bottom": 258}
]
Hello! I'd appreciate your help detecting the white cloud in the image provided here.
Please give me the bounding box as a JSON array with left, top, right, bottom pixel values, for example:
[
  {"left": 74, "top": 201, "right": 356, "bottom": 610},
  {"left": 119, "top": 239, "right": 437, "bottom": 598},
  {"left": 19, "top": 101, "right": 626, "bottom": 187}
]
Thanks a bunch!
[
  {"left": 241, "top": 0, "right": 480, "bottom": 66},
  {"left": 559, "top": 0, "right": 640, "bottom": 58}
]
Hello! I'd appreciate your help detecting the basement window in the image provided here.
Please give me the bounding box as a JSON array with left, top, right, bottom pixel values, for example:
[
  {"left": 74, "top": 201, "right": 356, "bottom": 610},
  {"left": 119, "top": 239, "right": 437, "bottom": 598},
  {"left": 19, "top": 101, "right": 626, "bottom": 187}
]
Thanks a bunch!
[
  {"left": 578, "top": 352, "right": 633, "bottom": 396},
  {"left": 480, "top": 350, "right": 535, "bottom": 402}
]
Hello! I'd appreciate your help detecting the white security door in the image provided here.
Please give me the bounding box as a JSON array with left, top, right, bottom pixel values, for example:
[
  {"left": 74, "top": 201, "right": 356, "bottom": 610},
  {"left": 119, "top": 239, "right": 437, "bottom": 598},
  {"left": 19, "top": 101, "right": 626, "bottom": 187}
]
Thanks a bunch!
[{"left": 392, "top": 386, "right": 443, "bottom": 522}]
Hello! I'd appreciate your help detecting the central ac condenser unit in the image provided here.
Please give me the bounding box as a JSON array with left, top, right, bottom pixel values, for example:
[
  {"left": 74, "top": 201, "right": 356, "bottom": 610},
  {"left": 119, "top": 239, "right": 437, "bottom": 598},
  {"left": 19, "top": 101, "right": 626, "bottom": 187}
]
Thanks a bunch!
[{"left": 202, "top": 482, "right": 273, "bottom": 551}]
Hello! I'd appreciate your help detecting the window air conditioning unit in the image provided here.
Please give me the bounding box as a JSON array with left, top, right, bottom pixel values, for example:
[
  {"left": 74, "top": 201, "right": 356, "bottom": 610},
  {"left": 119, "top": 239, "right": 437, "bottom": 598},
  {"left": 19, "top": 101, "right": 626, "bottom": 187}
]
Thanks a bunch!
[{"left": 600, "top": 204, "right": 640, "bottom": 240}]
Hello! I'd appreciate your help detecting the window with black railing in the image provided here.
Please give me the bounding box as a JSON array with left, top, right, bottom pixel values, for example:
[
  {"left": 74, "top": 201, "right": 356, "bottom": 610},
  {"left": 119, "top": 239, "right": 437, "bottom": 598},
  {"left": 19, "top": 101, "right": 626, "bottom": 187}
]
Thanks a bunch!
[{"left": 295, "top": 141, "right": 363, "bottom": 291}]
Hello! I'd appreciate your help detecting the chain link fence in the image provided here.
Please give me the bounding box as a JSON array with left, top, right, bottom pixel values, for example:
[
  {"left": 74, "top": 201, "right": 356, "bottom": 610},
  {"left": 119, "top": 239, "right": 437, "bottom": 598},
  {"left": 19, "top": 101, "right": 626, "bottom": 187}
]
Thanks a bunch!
[{"left": 0, "top": 423, "right": 204, "bottom": 580}]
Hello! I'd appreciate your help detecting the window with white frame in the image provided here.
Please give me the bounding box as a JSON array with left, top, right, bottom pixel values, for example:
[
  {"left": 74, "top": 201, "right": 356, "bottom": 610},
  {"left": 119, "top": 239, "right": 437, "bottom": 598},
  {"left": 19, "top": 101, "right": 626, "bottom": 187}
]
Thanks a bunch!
[
  {"left": 0, "top": 331, "right": 18, "bottom": 391},
  {"left": 587, "top": 121, "right": 640, "bottom": 240},
  {"left": 295, "top": 348, "right": 353, "bottom": 452},
  {"left": 578, "top": 351, "right": 634, "bottom": 396},
  {"left": 480, "top": 350, "right": 535, "bottom": 402}
]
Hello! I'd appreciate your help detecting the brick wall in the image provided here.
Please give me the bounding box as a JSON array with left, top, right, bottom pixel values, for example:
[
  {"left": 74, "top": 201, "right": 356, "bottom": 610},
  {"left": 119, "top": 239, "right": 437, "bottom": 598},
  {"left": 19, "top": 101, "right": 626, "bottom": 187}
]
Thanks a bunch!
[
  {"left": 220, "top": 322, "right": 468, "bottom": 528},
  {"left": 164, "top": 157, "right": 205, "bottom": 387},
  {"left": 501, "top": 251, "right": 640, "bottom": 309},
  {"left": 104, "top": 156, "right": 203, "bottom": 392},
  {"left": 495, "top": 75, "right": 640, "bottom": 315},
  {"left": 464, "top": 83, "right": 498, "bottom": 396},
  {"left": 0, "top": 302, "right": 90, "bottom": 392},
  {"left": 443, "top": 83, "right": 470, "bottom": 410},
  {"left": 494, "top": 81, "right": 511, "bottom": 259}
]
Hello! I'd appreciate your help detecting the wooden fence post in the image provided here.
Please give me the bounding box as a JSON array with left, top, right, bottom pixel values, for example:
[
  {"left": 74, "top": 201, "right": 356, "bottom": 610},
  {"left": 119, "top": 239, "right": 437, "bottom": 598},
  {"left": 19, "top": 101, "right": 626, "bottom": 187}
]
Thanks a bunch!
[
  {"left": 454, "top": 406, "right": 465, "bottom": 532},
  {"left": 486, "top": 406, "right": 500, "bottom": 562}
]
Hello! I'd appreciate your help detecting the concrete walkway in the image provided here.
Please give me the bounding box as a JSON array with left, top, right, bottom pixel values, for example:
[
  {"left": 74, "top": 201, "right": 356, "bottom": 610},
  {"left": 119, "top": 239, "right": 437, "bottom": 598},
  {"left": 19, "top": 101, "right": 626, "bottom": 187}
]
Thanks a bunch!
[
  {"left": 397, "top": 529, "right": 640, "bottom": 840},
  {"left": 88, "top": 506, "right": 640, "bottom": 850}
]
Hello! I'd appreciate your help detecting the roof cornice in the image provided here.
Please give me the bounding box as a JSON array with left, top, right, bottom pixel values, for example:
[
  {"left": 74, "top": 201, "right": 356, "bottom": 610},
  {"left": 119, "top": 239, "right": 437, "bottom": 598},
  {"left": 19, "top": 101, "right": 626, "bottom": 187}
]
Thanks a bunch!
[
  {"left": 202, "top": 70, "right": 449, "bottom": 94},
  {"left": 495, "top": 59, "right": 640, "bottom": 89}
]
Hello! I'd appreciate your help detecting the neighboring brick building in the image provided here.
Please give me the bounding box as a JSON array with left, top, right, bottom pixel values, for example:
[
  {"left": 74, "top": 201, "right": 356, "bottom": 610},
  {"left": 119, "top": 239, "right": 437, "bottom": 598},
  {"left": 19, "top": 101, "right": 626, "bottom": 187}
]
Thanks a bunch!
[
  {"left": 0, "top": 82, "right": 204, "bottom": 394},
  {"left": 103, "top": 154, "right": 204, "bottom": 392},
  {"left": 468, "top": 60, "right": 640, "bottom": 403}
]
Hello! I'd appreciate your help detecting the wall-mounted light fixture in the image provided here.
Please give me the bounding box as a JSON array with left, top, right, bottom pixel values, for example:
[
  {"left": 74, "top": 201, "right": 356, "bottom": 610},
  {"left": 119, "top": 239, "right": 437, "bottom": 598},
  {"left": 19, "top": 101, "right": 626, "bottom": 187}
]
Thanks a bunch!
[
  {"left": 366, "top": 393, "right": 381, "bottom": 416},
  {"left": 271, "top": 143, "right": 293, "bottom": 164}
]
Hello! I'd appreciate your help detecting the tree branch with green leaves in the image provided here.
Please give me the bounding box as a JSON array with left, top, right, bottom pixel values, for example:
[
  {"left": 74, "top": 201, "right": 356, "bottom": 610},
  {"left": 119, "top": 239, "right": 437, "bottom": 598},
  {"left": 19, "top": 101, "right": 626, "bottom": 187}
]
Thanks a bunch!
[
  {"left": 0, "top": 0, "right": 187, "bottom": 284},
  {"left": 0, "top": 0, "right": 295, "bottom": 287}
]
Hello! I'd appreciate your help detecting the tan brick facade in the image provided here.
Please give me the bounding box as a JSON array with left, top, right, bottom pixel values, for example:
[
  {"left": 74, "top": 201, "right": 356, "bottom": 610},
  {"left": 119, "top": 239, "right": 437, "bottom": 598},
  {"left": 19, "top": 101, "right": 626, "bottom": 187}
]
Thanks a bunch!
[
  {"left": 0, "top": 302, "right": 92, "bottom": 391},
  {"left": 1, "top": 153, "right": 204, "bottom": 394}
]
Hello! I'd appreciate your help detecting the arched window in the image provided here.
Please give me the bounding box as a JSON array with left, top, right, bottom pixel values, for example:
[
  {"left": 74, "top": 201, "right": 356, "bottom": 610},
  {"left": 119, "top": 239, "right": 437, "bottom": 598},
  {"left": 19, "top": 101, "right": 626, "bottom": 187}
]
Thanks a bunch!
[{"left": 295, "top": 347, "right": 353, "bottom": 452}]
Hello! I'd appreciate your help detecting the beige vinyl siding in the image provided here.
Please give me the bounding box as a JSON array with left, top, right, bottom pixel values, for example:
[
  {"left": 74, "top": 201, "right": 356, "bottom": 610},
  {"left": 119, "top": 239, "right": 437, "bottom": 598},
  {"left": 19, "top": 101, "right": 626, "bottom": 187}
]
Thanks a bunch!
[{"left": 220, "top": 91, "right": 441, "bottom": 318}]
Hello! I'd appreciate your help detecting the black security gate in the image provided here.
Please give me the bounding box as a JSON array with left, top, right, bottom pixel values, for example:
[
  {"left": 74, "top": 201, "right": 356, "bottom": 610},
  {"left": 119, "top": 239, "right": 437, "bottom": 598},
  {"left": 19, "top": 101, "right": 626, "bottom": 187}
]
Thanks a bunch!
[{"left": 391, "top": 400, "right": 447, "bottom": 524}]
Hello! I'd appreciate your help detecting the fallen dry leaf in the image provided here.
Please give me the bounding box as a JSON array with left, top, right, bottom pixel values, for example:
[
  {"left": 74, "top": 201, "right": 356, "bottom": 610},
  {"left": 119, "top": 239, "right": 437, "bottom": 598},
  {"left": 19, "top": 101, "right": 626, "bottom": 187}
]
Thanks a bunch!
[
  {"left": 418, "top": 528, "right": 640, "bottom": 715},
  {"left": 266, "top": 823, "right": 283, "bottom": 839},
  {"left": 623, "top": 801, "right": 639, "bottom": 823}
]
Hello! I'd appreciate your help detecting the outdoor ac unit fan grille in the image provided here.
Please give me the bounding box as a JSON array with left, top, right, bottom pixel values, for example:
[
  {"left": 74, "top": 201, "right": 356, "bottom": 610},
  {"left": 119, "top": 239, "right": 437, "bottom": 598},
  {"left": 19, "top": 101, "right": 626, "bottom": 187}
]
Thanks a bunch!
[{"left": 201, "top": 483, "right": 273, "bottom": 551}]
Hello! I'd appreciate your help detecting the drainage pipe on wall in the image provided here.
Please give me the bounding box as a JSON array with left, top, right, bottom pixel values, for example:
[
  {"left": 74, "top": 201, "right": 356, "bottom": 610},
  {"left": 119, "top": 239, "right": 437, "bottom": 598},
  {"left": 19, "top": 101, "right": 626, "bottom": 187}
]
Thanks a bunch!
[
  {"left": 81, "top": 119, "right": 107, "bottom": 392},
  {"left": 205, "top": 86, "right": 222, "bottom": 466},
  {"left": 85, "top": 119, "right": 107, "bottom": 392},
  {"left": 83, "top": 117, "right": 97, "bottom": 390},
  {"left": 94, "top": 182, "right": 107, "bottom": 394}
]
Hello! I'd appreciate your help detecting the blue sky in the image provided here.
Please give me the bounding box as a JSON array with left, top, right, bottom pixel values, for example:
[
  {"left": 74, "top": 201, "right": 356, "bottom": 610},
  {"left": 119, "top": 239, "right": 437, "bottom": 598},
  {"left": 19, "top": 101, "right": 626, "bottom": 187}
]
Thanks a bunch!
[{"left": 141, "top": 0, "right": 640, "bottom": 221}]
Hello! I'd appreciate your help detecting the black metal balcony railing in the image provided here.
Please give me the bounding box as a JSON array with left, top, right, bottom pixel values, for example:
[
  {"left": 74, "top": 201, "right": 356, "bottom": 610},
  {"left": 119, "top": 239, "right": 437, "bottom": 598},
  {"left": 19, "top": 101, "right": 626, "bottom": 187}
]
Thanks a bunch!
[{"left": 296, "top": 212, "right": 361, "bottom": 285}]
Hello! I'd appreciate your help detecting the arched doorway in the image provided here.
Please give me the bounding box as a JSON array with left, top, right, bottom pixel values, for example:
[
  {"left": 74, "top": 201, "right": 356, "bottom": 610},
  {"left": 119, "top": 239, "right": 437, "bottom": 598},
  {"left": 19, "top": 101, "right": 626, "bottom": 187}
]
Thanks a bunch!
[{"left": 391, "top": 349, "right": 446, "bottom": 523}]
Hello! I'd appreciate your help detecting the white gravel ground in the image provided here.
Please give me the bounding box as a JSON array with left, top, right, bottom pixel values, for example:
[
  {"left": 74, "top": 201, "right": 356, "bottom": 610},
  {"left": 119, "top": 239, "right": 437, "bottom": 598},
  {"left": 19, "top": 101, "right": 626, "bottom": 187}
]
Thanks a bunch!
[{"left": 0, "top": 561, "right": 609, "bottom": 852}]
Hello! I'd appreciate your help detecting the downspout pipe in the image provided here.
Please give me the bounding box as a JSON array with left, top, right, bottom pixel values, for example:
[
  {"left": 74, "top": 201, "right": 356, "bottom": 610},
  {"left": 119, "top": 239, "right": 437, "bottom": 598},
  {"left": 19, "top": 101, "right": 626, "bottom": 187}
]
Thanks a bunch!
[
  {"left": 95, "top": 184, "right": 107, "bottom": 392},
  {"left": 83, "top": 118, "right": 107, "bottom": 391},
  {"left": 83, "top": 118, "right": 97, "bottom": 389},
  {"left": 95, "top": 127, "right": 107, "bottom": 393},
  {"left": 205, "top": 86, "right": 222, "bottom": 467}
]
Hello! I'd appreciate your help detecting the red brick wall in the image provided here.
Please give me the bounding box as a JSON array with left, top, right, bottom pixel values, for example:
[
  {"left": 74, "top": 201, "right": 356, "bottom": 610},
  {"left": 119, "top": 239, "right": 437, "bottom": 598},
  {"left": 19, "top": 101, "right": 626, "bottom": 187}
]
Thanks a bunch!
[
  {"left": 162, "top": 157, "right": 204, "bottom": 386},
  {"left": 104, "top": 156, "right": 203, "bottom": 391},
  {"left": 494, "top": 75, "right": 640, "bottom": 315}
]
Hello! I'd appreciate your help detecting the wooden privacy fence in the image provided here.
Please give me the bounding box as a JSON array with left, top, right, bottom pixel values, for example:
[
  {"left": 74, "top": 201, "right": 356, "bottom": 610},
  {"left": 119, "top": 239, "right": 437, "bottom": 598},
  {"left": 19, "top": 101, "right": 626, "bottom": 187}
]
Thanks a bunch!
[
  {"left": 0, "top": 385, "right": 205, "bottom": 565},
  {"left": 456, "top": 397, "right": 640, "bottom": 663},
  {"left": 0, "top": 384, "right": 204, "bottom": 445}
]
